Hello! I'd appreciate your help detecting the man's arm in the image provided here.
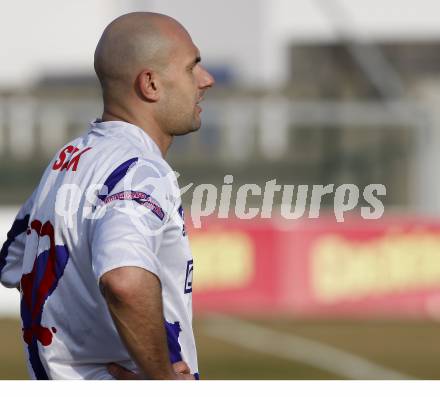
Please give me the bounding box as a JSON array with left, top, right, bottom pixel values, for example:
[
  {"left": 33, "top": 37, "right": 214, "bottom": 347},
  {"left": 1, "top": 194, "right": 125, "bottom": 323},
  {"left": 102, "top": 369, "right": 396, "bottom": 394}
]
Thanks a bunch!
[{"left": 100, "top": 266, "right": 177, "bottom": 380}]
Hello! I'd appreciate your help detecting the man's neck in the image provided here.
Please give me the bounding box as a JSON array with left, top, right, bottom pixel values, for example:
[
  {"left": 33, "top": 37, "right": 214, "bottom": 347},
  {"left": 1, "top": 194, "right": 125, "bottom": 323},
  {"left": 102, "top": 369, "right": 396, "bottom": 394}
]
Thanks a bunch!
[{"left": 101, "top": 109, "right": 172, "bottom": 157}]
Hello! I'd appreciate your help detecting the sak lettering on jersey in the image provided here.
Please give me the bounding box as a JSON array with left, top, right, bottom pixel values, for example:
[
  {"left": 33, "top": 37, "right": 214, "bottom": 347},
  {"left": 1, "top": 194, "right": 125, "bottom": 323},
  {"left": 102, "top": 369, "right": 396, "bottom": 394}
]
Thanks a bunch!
[{"left": 53, "top": 145, "right": 92, "bottom": 171}]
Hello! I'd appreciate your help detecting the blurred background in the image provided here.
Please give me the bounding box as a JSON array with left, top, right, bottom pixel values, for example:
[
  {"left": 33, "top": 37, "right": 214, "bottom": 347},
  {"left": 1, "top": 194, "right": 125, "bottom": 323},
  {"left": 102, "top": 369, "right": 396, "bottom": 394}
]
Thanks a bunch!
[{"left": 2, "top": 0, "right": 440, "bottom": 379}]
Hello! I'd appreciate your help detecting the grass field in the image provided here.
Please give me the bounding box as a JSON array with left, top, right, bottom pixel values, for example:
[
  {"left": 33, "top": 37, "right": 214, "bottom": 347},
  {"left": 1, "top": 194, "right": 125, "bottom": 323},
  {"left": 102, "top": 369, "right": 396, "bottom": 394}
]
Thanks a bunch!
[{"left": 2, "top": 315, "right": 440, "bottom": 380}]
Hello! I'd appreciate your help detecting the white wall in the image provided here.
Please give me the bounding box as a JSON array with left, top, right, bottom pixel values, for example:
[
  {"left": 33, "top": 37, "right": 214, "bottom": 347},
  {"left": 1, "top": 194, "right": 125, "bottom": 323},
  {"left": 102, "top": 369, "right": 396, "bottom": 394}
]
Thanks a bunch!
[{"left": 258, "top": 0, "right": 440, "bottom": 87}]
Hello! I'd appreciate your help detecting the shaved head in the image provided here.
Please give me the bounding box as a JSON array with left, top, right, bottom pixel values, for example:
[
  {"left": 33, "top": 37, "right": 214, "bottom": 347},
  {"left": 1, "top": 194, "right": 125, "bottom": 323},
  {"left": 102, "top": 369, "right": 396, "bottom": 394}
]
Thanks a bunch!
[
  {"left": 95, "top": 12, "right": 187, "bottom": 101},
  {"left": 94, "top": 12, "right": 214, "bottom": 153}
]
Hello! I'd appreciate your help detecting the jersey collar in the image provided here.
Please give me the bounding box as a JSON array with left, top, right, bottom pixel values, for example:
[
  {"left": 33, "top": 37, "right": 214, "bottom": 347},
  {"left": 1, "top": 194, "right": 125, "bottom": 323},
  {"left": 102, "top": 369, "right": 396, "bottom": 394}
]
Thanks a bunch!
[{"left": 90, "top": 119, "right": 163, "bottom": 158}]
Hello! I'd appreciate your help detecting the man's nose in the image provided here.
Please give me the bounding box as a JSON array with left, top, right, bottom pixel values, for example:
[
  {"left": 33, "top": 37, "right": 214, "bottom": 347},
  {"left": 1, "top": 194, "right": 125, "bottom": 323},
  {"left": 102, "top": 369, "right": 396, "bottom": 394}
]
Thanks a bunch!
[{"left": 200, "top": 67, "right": 215, "bottom": 88}]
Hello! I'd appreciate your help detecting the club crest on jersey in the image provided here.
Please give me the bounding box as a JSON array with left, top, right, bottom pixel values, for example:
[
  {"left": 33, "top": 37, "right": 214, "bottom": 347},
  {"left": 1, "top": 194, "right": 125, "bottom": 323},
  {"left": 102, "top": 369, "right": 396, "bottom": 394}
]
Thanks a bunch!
[{"left": 104, "top": 190, "right": 165, "bottom": 221}]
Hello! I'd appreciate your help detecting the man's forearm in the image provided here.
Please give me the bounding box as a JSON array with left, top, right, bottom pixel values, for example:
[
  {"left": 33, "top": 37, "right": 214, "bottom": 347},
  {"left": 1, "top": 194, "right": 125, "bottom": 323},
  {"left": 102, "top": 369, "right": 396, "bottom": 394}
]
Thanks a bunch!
[{"left": 101, "top": 266, "right": 175, "bottom": 380}]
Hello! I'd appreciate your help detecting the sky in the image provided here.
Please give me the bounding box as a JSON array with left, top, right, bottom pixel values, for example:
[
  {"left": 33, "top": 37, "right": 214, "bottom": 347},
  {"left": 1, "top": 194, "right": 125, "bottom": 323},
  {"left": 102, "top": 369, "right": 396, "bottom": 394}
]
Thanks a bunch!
[{"left": 1, "top": 0, "right": 440, "bottom": 88}]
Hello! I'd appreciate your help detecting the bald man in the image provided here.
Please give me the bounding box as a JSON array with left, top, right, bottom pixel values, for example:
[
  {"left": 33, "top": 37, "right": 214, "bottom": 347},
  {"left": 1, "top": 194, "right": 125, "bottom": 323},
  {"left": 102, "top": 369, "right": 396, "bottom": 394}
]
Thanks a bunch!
[{"left": 0, "top": 12, "right": 214, "bottom": 380}]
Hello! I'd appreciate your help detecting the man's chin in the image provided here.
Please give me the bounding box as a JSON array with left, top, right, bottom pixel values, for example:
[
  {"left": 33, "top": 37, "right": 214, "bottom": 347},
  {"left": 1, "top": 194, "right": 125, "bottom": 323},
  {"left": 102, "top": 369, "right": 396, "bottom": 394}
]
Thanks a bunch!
[
  {"left": 173, "top": 119, "right": 201, "bottom": 136},
  {"left": 190, "top": 120, "right": 202, "bottom": 133}
]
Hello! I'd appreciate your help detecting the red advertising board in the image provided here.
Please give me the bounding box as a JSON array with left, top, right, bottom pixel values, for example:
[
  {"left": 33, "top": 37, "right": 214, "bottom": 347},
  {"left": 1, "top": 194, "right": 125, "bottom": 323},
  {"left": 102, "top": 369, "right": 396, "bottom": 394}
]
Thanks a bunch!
[{"left": 189, "top": 216, "right": 440, "bottom": 319}]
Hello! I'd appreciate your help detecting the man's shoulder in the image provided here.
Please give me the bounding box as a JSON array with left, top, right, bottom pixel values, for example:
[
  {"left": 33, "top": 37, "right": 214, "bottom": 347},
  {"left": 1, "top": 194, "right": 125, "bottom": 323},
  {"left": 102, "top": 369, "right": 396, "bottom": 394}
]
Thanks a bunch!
[
  {"left": 90, "top": 130, "right": 173, "bottom": 179},
  {"left": 49, "top": 129, "right": 165, "bottom": 176},
  {"left": 43, "top": 128, "right": 178, "bottom": 206},
  {"left": 120, "top": 156, "right": 178, "bottom": 202},
  {"left": 94, "top": 142, "right": 178, "bottom": 211}
]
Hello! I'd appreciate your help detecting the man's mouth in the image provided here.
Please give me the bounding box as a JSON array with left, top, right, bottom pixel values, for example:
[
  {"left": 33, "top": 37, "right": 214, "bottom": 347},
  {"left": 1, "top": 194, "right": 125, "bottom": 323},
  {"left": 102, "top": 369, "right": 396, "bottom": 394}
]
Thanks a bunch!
[{"left": 196, "top": 96, "right": 204, "bottom": 112}]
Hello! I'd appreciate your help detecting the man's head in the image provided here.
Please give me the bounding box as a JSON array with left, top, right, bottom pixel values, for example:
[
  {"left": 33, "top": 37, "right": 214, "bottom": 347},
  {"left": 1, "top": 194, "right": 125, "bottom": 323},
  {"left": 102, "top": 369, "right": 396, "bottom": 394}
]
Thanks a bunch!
[{"left": 94, "top": 12, "right": 215, "bottom": 136}]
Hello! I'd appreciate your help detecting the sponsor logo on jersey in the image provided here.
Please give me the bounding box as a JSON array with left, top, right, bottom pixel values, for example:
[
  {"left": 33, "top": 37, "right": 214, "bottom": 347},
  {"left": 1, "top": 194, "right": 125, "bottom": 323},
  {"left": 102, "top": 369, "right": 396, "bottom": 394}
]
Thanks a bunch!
[{"left": 104, "top": 190, "right": 165, "bottom": 221}]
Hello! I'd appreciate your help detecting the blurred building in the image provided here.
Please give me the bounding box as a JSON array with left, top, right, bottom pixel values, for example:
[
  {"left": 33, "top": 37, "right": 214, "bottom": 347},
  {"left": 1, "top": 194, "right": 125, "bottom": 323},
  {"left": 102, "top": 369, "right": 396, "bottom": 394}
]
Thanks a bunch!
[{"left": 1, "top": 0, "right": 440, "bottom": 214}]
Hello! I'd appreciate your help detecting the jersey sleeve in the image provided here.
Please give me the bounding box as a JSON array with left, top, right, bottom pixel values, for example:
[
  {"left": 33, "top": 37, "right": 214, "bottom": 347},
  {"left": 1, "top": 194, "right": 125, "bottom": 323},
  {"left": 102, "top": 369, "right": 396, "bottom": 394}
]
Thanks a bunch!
[
  {"left": 0, "top": 190, "right": 36, "bottom": 288},
  {"left": 90, "top": 157, "right": 179, "bottom": 285}
]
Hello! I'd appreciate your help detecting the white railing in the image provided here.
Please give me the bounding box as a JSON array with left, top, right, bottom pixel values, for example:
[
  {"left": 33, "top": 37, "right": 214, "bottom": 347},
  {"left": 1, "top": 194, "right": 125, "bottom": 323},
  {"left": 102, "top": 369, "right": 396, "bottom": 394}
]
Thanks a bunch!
[{"left": 0, "top": 92, "right": 437, "bottom": 213}]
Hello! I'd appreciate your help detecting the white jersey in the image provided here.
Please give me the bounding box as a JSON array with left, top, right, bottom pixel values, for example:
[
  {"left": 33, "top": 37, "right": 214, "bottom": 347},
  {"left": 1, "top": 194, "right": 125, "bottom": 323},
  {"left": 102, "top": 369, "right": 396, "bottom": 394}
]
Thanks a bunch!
[{"left": 0, "top": 120, "right": 197, "bottom": 379}]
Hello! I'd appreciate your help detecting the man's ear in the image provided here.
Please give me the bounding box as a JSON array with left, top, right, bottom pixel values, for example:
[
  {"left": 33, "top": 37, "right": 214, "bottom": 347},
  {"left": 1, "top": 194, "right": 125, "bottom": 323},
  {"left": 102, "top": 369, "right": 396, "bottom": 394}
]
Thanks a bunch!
[{"left": 137, "top": 69, "right": 160, "bottom": 102}]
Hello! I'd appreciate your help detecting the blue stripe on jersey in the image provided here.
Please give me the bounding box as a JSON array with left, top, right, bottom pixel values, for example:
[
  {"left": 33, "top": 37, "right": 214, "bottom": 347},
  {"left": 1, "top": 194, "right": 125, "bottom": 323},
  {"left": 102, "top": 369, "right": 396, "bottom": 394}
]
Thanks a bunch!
[
  {"left": 98, "top": 157, "right": 138, "bottom": 201},
  {"left": 0, "top": 214, "right": 30, "bottom": 275},
  {"left": 28, "top": 340, "right": 49, "bottom": 380},
  {"left": 165, "top": 320, "right": 183, "bottom": 363}
]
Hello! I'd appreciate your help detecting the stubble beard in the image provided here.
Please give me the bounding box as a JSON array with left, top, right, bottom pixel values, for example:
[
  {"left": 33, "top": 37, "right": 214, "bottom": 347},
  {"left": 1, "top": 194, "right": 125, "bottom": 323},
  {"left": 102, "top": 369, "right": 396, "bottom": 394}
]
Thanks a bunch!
[
  {"left": 169, "top": 107, "right": 201, "bottom": 136},
  {"left": 158, "top": 92, "right": 201, "bottom": 136}
]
